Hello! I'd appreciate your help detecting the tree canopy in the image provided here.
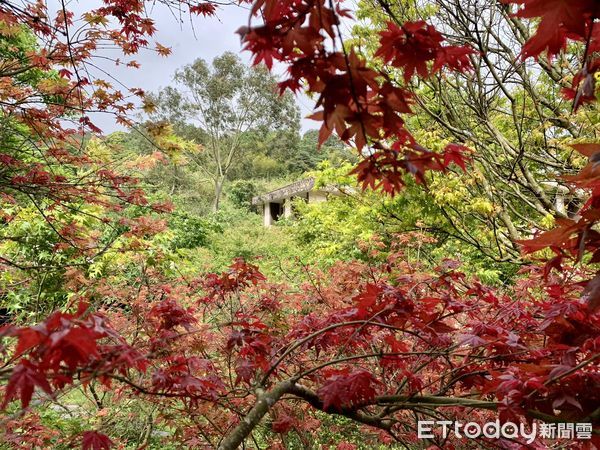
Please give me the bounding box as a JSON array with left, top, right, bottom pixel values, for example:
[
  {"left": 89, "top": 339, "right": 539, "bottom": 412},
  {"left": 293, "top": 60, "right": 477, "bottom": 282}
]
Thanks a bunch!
[{"left": 150, "top": 52, "right": 300, "bottom": 210}]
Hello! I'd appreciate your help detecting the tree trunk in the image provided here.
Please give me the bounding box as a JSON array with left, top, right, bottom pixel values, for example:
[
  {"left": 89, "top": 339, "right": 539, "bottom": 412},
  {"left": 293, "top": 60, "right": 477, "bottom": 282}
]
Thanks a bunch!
[{"left": 213, "top": 178, "right": 224, "bottom": 211}]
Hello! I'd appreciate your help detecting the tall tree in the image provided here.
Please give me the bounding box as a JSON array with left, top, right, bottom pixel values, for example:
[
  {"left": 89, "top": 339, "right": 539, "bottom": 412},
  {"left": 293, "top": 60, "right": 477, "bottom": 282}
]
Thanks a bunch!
[{"left": 151, "top": 52, "right": 300, "bottom": 210}]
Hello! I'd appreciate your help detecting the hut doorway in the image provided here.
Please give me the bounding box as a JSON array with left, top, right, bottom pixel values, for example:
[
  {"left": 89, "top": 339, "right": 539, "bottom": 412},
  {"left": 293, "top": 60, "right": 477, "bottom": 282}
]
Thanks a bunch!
[{"left": 269, "top": 202, "right": 283, "bottom": 222}]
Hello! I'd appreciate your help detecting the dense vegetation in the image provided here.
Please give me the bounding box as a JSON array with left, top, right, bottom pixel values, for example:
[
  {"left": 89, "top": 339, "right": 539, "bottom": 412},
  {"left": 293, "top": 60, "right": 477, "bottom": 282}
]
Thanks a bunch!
[{"left": 0, "top": 1, "right": 599, "bottom": 449}]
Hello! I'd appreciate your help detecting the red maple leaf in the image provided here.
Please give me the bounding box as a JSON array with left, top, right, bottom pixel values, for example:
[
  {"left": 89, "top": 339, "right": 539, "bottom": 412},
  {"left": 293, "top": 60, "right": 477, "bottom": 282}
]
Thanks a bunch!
[
  {"left": 353, "top": 283, "right": 384, "bottom": 310},
  {"left": 1, "top": 360, "right": 52, "bottom": 409},
  {"left": 81, "top": 431, "right": 113, "bottom": 450},
  {"left": 190, "top": 3, "right": 217, "bottom": 17},
  {"left": 317, "top": 368, "right": 380, "bottom": 411},
  {"left": 509, "top": 0, "right": 595, "bottom": 58},
  {"left": 271, "top": 414, "right": 296, "bottom": 434},
  {"left": 376, "top": 21, "right": 473, "bottom": 82},
  {"left": 442, "top": 143, "right": 471, "bottom": 171},
  {"left": 582, "top": 271, "right": 600, "bottom": 312},
  {"left": 148, "top": 298, "right": 196, "bottom": 331}
]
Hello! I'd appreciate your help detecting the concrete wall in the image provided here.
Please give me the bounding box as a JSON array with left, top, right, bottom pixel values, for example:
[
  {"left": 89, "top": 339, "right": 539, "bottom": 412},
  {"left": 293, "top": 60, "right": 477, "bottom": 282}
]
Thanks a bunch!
[
  {"left": 262, "top": 190, "right": 329, "bottom": 227},
  {"left": 308, "top": 190, "right": 328, "bottom": 203}
]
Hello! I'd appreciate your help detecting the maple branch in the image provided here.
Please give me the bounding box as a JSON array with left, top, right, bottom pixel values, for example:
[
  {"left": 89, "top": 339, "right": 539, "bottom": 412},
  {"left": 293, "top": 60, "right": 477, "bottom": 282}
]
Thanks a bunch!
[
  {"left": 374, "top": 394, "right": 497, "bottom": 410},
  {"left": 287, "top": 383, "right": 394, "bottom": 430},
  {"left": 219, "top": 382, "right": 501, "bottom": 450},
  {"left": 546, "top": 353, "right": 600, "bottom": 386},
  {"left": 217, "top": 380, "right": 294, "bottom": 450},
  {"left": 221, "top": 382, "right": 583, "bottom": 449},
  {"left": 261, "top": 319, "right": 427, "bottom": 385},
  {"left": 0, "top": 0, "right": 64, "bottom": 35}
]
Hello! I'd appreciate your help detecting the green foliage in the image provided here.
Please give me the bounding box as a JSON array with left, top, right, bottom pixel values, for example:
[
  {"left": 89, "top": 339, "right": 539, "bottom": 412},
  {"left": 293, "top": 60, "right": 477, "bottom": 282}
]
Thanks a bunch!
[
  {"left": 227, "top": 180, "right": 257, "bottom": 210},
  {"left": 288, "top": 164, "right": 519, "bottom": 283},
  {"left": 0, "top": 23, "right": 48, "bottom": 87},
  {"left": 167, "top": 213, "right": 220, "bottom": 250},
  {"left": 181, "top": 203, "right": 311, "bottom": 280},
  {"left": 276, "top": 129, "right": 355, "bottom": 175}
]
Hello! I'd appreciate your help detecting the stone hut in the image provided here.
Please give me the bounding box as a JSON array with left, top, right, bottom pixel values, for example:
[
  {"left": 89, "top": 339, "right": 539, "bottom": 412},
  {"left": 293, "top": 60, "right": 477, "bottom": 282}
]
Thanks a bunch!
[{"left": 252, "top": 178, "right": 339, "bottom": 227}]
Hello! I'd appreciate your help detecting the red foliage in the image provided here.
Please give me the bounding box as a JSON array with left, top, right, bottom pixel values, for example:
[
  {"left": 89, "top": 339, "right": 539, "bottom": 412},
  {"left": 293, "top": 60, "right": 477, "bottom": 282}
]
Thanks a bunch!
[
  {"left": 504, "top": 0, "right": 600, "bottom": 109},
  {"left": 507, "top": 0, "right": 596, "bottom": 58},
  {"left": 1, "top": 361, "right": 52, "bottom": 409},
  {"left": 376, "top": 21, "right": 474, "bottom": 82},
  {"left": 2, "top": 413, "right": 59, "bottom": 448},
  {"left": 317, "top": 368, "right": 380, "bottom": 411},
  {"left": 1, "top": 254, "right": 599, "bottom": 447},
  {"left": 240, "top": 1, "right": 472, "bottom": 194},
  {"left": 271, "top": 412, "right": 296, "bottom": 434},
  {"left": 149, "top": 298, "right": 196, "bottom": 331},
  {"left": 81, "top": 431, "right": 114, "bottom": 450},
  {"left": 521, "top": 141, "right": 600, "bottom": 312},
  {"left": 190, "top": 3, "right": 218, "bottom": 16}
]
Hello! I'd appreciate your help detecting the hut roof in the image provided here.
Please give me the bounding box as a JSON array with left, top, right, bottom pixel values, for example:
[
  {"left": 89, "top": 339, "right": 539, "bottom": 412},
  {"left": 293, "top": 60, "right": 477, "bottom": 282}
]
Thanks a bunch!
[
  {"left": 251, "top": 178, "right": 315, "bottom": 205},
  {"left": 252, "top": 178, "right": 342, "bottom": 205}
]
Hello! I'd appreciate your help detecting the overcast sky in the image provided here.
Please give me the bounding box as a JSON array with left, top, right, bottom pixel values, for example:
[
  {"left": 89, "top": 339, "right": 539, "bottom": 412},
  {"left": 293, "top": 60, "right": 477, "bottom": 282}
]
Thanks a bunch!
[{"left": 70, "top": 1, "right": 318, "bottom": 133}]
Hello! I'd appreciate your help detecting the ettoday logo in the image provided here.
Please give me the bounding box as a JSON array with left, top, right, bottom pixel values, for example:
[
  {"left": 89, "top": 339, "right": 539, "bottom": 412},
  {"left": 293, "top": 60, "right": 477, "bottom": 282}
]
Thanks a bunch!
[{"left": 417, "top": 420, "right": 593, "bottom": 444}]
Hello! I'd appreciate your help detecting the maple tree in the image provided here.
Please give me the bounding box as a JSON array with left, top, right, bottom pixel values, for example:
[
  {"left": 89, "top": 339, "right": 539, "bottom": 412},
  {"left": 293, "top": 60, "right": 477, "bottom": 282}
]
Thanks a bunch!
[
  {"left": 1, "top": 0, "right": 600, "bottom": 449},
  {"left": 346, "top": 0, "right": 599, "bottom": 268},
  {"left": 0, "top": 0, "right": 225, "bottom": 297}
]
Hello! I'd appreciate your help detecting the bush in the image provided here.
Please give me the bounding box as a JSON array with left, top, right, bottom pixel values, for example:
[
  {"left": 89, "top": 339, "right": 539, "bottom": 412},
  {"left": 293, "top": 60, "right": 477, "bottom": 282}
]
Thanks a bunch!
[
  {"left": 168, "top": 213, "right": 221, "bottom": 249},
  {"left": 228, "top": 180, "right": 258, "bottom": 210}
]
